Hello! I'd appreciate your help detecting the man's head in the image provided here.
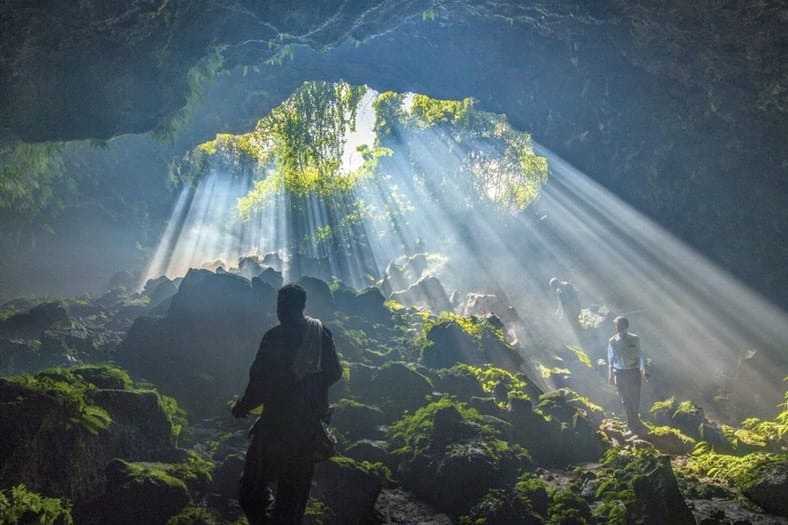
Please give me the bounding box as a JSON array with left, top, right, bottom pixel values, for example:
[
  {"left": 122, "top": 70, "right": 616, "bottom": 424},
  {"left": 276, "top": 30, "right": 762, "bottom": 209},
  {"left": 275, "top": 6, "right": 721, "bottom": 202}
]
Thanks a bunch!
[
  {"left": 277, "top": 284, "right": 306, "bottom": 323},
  {"left": 613, "top": 316, "right": 629, "bottom": 336}
]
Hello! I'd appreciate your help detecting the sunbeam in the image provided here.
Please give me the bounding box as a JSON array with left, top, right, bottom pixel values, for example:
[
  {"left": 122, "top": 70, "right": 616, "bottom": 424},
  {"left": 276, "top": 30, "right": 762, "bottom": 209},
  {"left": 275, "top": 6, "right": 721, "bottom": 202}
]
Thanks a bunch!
[{"left": 142, "top": 85, "right": 787, "bottom": 420}]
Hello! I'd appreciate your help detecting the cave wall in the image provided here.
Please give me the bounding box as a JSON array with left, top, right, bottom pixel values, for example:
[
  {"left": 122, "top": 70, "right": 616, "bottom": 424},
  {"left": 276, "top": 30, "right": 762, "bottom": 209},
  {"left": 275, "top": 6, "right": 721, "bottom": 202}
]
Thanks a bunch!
[{"left": 1, "top": 0, "right": 786, "bottom": 307}]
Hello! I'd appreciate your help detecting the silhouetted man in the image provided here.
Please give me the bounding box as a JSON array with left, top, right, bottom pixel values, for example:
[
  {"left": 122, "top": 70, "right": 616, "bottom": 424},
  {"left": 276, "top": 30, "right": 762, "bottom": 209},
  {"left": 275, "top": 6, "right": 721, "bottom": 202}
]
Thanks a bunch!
[
  {"left": 232, "top": 283, "right": 342, "bottom": 524},
  {"left": 607, "top": 316, "right": 650, "bottom": 435}
]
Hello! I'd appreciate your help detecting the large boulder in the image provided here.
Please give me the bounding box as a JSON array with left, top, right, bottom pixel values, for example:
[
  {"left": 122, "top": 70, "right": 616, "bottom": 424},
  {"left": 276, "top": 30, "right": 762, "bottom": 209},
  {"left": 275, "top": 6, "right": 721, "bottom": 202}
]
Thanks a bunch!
[
  {"left": 95, "top": 458, "right": 190, "bottom": 525},
  {"left": 369, "top": 362, "right": 433, "bottom": 417},
  {"left": 337, "top": 287, "right": 392, "bottom": 325},
  {"left": 630, "top": 455, "right": 695, "bottom": 524},
  {"left": 391, "top": 275, "right": 452, "bottom": 314},
  {"left": 311, "top": 457, "right": 385, "bottom": 524},
  {"left": 391, "top": 401, "right": 530, "bottom": 516},
  {"left": 297, "top": 276, "right": 336, "bottom": 320},
  {"left": 421, "top": 321, "right": 482, "bottom": 370},
  {"left": 0, "top": 302, "right": 68, "bottom": 340},
  {"left": 118, "top": 268, "right": 275, "bottom": 417},
  {"left": 741, "top": 460, "right": 788, "bottom": 517},
  {"left": 0, "top": 366, "right": 180, "bottom": 502},
  {"left": 509, "top": 390, "right": 606, "bottom": 467},
  {"left": 332, "top": 399, "right": 387, "bottom": 443}
]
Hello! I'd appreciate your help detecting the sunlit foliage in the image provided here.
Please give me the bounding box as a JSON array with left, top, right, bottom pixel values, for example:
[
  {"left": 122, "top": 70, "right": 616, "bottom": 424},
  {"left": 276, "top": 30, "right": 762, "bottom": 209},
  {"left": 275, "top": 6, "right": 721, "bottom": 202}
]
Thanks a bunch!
[
  {"left": 184, "top": 81, "right": 548, "bottom": 268},
  {"left": 373, "top": 90, "right": 548, "bottom": 213}
]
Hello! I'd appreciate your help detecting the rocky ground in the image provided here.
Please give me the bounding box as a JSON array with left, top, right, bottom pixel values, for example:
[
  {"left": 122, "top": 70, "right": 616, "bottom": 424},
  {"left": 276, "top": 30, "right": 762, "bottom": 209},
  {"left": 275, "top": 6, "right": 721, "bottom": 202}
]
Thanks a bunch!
[{"left": 1, "top": 258, "right": 786, "bottom": 524}]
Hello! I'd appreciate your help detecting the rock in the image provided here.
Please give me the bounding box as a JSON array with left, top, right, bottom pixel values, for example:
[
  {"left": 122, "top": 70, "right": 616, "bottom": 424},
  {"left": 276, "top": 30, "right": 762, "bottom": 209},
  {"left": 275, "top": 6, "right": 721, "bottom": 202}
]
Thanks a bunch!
[
  {"left": 671, "top": 400, "right": 705, "bottom": 440},
  {"left": 312, "top": 457, "right": 384, "bottom": 524},
  {"left": 89, "top": 389, "right": 177, "bottom": 461},
  {"left": 237, "top": 256, "right": 265, "bottom": 280},
  {"left": 142, "top": 276, "right": 178, "bottom": 307},
  {"left": 741, "top": 460, "right": 788, "bottom": 516},
  {"left": 509, "top": 392, "right": 605, "bottom": 467},
  {"left": 209, "top": 453, "right": 245, "bottom": 502},
  {"left": 118, "top": 268, "right": 274, "bottom": 417},
  {"left": 434, "top": 366, "right": 485, "bottom": 400},
  {"left": 257, "top": 267, "right": 283, "bottom": 290},
  {"left": 421, "top": 321, "right": 482, "bottom": 369},
  {"left": 0, "top": 301, "right": 68, "bottom": 340},
  {"left": 298, "top": 276, "right": 336, "bottom": 320},
  {"left": 332, "top": 400, "right": 387, "bottom": 442},
  {"left": 631, "top": 455, "right": 695, "bottom": 524},
  {"left": 99, "top": 458, "right": 189, "bottom": 525},
  {"left": 370, "top": 362, "right": 433, "bottom": 417},
  {"left": 380, "top": 262, "right": 409, "bottom": 297},
  {"left": 0, "top": 366, "right": 180, "bottom": 503},
  {"left": 344, "top": 440, "right": 392, "bottom": 469},
  {"left": 392, "top": 275, "right": 452, "bottom": 314},
  {"left": 347, "top": 287, "right": 392, "bottom": 325},
  {"left": 343, "top": 362, "right": 378, "bottom": 405},
  {"left": 0, "top": 338, "right": 38, "bottom": 375},
  {"left": 461, "top": 293, "right": 522, "bottom": 328}
]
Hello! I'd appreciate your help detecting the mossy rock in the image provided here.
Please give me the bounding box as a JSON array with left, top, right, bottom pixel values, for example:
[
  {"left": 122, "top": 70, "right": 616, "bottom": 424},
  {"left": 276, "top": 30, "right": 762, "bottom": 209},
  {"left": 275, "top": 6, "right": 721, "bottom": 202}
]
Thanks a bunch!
[
  {"left": 311, "top": 456, "right": 386, "bottom": 524},
  {"left": 332, "top": 398, "right": 387, "bottom": 442},
  {"left": 370, "top": 362, "right": 432, "bottom": 417},
  {"left": 740, "top": 460, "right": 788, "bottom": 516},
  {"left": 99, "top": 459, "right": 190, "bottom": 525},
  {"left": 0, "top": 365, "right": 181, "bottom": 502},
  {"left": 594, "top": 447, "right": 695, "bottom": 525},
  {"left": 390, "top": 398, "right": 530, "bottom": 515}
]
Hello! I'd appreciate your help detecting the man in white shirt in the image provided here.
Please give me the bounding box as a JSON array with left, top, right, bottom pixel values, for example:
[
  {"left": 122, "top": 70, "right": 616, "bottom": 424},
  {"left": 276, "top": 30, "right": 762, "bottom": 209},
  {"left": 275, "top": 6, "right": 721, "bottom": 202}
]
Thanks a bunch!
[{"left": 607, "top": 316, "right": 650, "bottom": 435}]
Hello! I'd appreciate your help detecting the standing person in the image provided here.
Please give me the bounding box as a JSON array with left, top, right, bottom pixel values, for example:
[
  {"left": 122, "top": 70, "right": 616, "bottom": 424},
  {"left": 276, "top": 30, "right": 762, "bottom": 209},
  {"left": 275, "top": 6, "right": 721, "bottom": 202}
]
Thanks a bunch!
[
  {"left": 549, "top": 277, "right": 581, "bottom": 325},
  {"left": 607, "top": 316, "right": 650, "bottom": 435},
  {"left": 231, "top": 283, "right": 342, "bottom": 524}
]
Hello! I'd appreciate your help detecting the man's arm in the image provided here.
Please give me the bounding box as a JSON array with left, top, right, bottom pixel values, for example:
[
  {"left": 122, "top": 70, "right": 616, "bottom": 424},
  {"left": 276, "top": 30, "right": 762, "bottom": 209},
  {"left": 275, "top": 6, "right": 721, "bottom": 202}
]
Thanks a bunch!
[
  {"left": 321, "top": 327, "right": 342, "bottom": 386},
  {"left": 636, "top": 337, "right": 650, "bottom": 381},
  {"left": 607, "top": 340, "right": 615, "bottom": 385},
  {"left": 232, "top": 332, "right": 275, "bottom": 417}
]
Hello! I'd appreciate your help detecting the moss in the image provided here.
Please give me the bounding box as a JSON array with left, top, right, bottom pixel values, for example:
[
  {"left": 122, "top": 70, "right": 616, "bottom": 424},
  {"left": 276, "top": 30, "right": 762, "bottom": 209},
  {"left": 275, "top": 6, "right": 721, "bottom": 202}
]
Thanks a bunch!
[
  {"left": 12, "top": 367, "right": 113, "bottom": 435},
  {"left": 71, "top": 365, "right": 133, "bottom": 390},
  {"left": 0, "top": 484, "right": 73, "bottom": 525},
  {"left": 649, "top": 397, "right": 677, "bottom": 413},
  {"left": 389, "top": 397, "right": 497, "bottom": 458},
  {"left": 546, "top": 486, "right": 592, "bottom": 525},
  {"left": 114, "top": 459, "right": 188, "bottom": 492},
  {"left": 154, "top": 451, "right": 214, "bottom": 494},
  {"left": 677, "top": 442, "right": 788, "bottom": 490},
  {"left": 166, "top": 505, "right": 232, "bottom": 525},
  {"left": 451, "top": 364, "right": 531, "bottom": 407},
  {"left": 537, "top": 389, "right": 604, "bottom": 421},
  {"left": 648, "top": 425, "right": 695, "bottom": 443},
  {"left": 591, "top": 447, "right": 672, "bottom": 524},
  {"left": 328, "top": 455, "right": 392, "bottom": 484}
]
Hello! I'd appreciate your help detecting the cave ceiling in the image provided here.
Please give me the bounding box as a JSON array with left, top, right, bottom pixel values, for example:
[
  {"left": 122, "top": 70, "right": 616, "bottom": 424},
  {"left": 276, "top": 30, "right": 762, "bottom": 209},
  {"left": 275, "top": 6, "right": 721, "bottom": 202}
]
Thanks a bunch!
[{"left": 1, "top": 0, "right": 787, "bottom": 305}]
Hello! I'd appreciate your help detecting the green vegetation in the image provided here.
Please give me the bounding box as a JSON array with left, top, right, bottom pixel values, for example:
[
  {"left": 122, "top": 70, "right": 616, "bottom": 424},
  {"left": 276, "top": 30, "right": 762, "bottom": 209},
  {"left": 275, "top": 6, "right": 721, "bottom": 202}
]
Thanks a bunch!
[
  {"left": 13, "top": 367, "right": 113, "bottom": 435},
  {"left": 389, "top": 397, "right": 498, "bottom": 458},
  {"left": 449, "top": 363, "right": 530, "bottom": 405},
  {"left": 678, "top": 442, "right": 787, "bottom": 490},
  {"left": 182, "top": 82, "right": 548, "bottom": 263},
  {"left": 423, "top": 312, "right": 505, "bottom": 342},
  {"left": 167, "top": 505, "right": 236, "bottom": 525},
  {"left": 112, "top": 459, "right": 188, "bottom": 491},
  {"left": 592, "top": 447, "right": 662, "bottom": 524},
  {"left": 9, "top": 364, "right": 184, "bottom": 438},
  {"left": 373, "top": 89, "right": 548, "bottom": 213},
  {"left": 0, "top": 484, "right": 73, "bottom": 525}
]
